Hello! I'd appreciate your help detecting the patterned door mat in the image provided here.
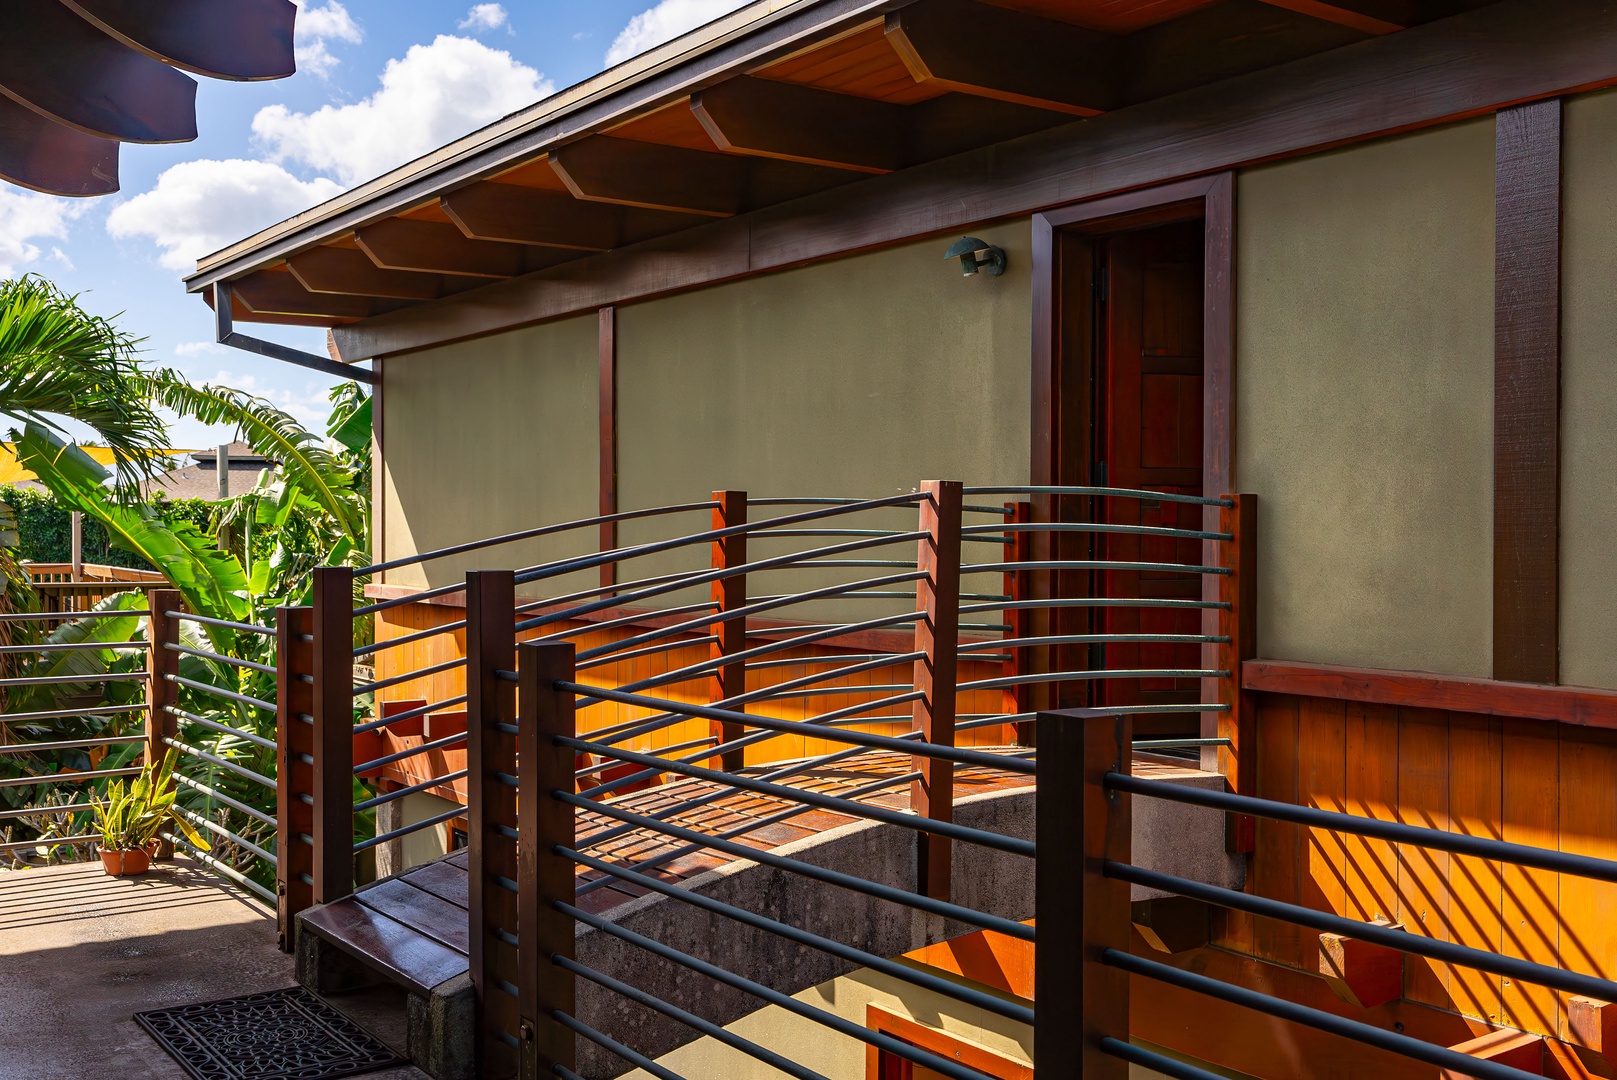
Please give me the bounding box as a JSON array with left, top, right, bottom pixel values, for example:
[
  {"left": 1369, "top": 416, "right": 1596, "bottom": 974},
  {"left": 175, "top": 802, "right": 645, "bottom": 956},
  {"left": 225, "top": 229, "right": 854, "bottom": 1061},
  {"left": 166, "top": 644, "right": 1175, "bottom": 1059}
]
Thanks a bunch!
[{"left": 135, "top": 986, "right": 406, "bottom": 1080}]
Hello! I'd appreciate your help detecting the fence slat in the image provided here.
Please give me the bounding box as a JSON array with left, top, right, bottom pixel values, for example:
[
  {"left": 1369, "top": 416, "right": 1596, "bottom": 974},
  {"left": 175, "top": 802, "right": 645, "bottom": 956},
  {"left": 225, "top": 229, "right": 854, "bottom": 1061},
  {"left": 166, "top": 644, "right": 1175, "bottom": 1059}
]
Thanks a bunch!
[
  {"left": 467, "top": 570, "right": 519, "bottom": 1075},
  {"left": 1209, "top": 493, "right": 1256, "bottom": 852},
  {"left": 912, "top": 480, "right": 962, "bottom": 901},
  {"left": 277, "top": 604, "right": 315, "bottom": 951},
  {"left": 518, "top": 641, "right": 577, "bottom": 1080},
  {"left": 146, "top": 589, "right": 183, "bottom": 859},
  {"left": 312, "top": 566, "right": 355, "bottom": 902},
  {"left": 711, "top": 490, "right": 747, "bottom": 771},
  {"left": 1005, "top": 502, "right": 1034, "bottom": 745}
]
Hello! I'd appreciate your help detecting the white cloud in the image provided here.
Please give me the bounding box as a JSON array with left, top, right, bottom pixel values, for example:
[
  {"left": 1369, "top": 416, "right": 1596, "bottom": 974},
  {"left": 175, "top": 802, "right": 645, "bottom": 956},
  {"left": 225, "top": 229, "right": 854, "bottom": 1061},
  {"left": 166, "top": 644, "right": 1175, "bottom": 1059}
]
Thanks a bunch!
[
  {"left": 174, "top": 341, "right": 226, "bottom": 357},
  {"left": 106, "top": 159, "right": 342, "bottom": 270},
  {"left": 0, "top": 189, "right": 84, "bottom": 276},
  {"left": 459, "top": 4, "right": 508, "bottom": 32},
  {"left": 252, "top": 35, "right": 550, "bottom": 186},
  {"left": 605, "top": 0, "right": 752, "bottom": 66},
  {"left": 292, "top": 0, "right": 363, "bottom": 78}
]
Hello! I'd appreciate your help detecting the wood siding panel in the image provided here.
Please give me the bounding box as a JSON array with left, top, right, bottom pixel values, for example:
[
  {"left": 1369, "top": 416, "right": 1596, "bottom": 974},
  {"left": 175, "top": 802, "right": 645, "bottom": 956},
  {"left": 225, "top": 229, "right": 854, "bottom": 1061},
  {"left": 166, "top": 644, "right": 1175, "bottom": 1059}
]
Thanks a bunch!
[
  {"left": 1395, "top": 707, "right": 1451, "bottom": 1009},
  {"left": 1447, "top": 713, "right": 1503, "bottom": 1025},
  {"left": 1556, "top": 728, "right": 1617, "bottom": 1043},
  {"left": 1500, "top": 717, "right": 1560, "bottom": 1037},
  {"left": 1342, "top": 701, "right": 1399, "bottom": 928},
  {"left": 1252, "top": 694, "right": 1302, "bottom": 966},
  {"left": 1298, "top": 696, "right": 1346, "bottom": 929}
]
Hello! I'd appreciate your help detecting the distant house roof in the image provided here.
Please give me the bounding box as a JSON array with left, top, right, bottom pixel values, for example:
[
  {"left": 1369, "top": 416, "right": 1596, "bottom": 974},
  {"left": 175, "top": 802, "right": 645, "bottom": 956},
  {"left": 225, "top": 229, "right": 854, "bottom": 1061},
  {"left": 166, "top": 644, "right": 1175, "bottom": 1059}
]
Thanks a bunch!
[
  {"left": 0, "top": 443, "right": 192, "bottom": 489},
  {"left": 142, "top": 443, "right": 274, "bottom": 501}
]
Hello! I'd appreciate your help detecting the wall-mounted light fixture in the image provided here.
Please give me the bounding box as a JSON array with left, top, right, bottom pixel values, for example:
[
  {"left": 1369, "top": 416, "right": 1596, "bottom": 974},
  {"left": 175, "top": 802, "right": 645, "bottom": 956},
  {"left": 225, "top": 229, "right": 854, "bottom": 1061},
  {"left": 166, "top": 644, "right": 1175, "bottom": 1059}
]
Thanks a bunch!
[{"left": 944, "top": 236, "right": 1006, "bottom": 277}]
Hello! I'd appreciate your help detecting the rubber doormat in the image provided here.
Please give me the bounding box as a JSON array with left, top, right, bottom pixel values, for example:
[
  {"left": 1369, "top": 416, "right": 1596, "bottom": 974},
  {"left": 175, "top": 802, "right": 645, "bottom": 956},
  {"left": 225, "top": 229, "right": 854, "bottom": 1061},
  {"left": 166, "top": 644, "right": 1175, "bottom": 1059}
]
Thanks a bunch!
[{"left": 135, "top": 986, "right": 405, "bottom": 1080}]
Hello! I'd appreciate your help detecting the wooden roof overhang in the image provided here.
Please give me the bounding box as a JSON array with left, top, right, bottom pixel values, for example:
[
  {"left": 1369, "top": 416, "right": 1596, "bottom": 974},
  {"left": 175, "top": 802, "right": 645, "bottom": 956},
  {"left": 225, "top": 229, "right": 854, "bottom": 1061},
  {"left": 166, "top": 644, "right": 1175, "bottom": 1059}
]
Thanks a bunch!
[
  {"left": 0, "top": 0, "right": 295, "bottom": 196},
  {"left": 184, "top": 0, "right": 1498, "bottom": 353}
]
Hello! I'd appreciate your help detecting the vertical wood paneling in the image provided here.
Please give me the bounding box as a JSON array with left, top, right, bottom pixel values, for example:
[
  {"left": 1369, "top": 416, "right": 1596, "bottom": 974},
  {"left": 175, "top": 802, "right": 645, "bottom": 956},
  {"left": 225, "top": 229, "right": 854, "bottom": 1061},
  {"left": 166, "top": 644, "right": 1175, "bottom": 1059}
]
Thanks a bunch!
[
  {"left": 1395, "top": 707, "right": 1451, "bottom": 1008},
  {"left": 1298, "top": 696, "right": 1347, "bottom": 943},
  {"left": 1343, "top": 702, "right": 1399, "bottom": 927},
  {"left": 1501, "top": 718, "right": 1560, "bottom": 1036},
  {"left": 1493, "top": 98, "right": 1562, "bottom": 684},
  {"left": 1557, "top": 728, "right": 1617, "bottom": 1043},
  {"left": 1253, "top": 694, "right": 1301, "bottom": 964},
  {"left": 1448, "top": 713, "right": 1503, "bottom": 1024}
]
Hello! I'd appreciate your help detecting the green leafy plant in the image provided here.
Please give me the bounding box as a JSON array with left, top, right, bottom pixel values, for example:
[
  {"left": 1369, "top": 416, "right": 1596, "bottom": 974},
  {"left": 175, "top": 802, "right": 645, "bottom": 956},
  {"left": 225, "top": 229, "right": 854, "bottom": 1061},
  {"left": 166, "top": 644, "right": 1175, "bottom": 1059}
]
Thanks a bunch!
[{"left": 89, "top": 750, "right": 210, "bottom": 852}]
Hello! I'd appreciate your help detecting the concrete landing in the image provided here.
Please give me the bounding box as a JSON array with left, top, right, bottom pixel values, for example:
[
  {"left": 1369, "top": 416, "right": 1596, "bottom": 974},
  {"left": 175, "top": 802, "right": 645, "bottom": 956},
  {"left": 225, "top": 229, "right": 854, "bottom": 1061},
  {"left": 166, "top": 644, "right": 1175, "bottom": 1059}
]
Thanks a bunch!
[{"left": 0, "top": 856, "right": 428, "bottom": 1080}]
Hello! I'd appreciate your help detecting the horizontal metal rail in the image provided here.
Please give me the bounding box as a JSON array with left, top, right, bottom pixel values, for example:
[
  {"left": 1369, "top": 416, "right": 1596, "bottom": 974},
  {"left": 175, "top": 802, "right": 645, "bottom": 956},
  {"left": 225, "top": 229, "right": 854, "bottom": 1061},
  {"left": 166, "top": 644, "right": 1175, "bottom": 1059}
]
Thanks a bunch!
[
  {"left": 0, "top": 734, "right": 142, "bottom": 755},
  {"left": 960, "top": 596, "right": 1229, "bottom": 614},
  {"left": 1108, "top": 772, "right": 1617, "bottom": 885},
  {"left": 959, "top": 669, "right": 1226, "bottom": 692},
  {"left": 162, "top": 736, "right": 276, "bottom": 790},
  {"left": 1110, "top": 862, "right": 1617, "bottom": 1003},
  {"left": 0, "top": 702, "right": 145, "bottom": 723},
  {"left": 167, "top": 674, "right": 276, "bottom": 712},
  {"left": 575, "top": 634, "right": 720, "bottom": 673},
  {"left": 961, "top": 520, "right": 1233, "bottom": 541},
  {"left": 172, "top": 772, "right": 277, "bottom": 827},
  {"left": 354, "top": 769, "right": 469, "bottom": 812},
  {"left": 1107, "top": 950, "right": 1540, "bottom": 1080},
  {"left": 1101, "top": 1038, "right": 1227, "bottom": 1080},
  {"left": 353, "top": 730, "right": 468, "bottom": 774},
  {"left": 161, "top": 830, "right": 277, "bottom": 904},
  {"left": 165, "top": 641, "right": 277, "bottom": 675},
  {"left": 353, "top": 805, "right": 467, "bottom": 852},
  {"left": 560, "top": 902, "right": 993, "bottom": 1080},
  {"left": 963, "top": 559, "right": 1229, "bottom": 576},
  {"left": 536, "top": 599, "right": 719, "bottom": 643},
  {"left": 0, "top": 641, "right": 146, "bottom": 654},
  {"left": 354, "top": 620, "right": 466, "bottom": 659},
  {"left": 958, "top": 633, "right": 1227, "bottom": 652},
  {"left": 0, "top": 801, "right": 92, "bottom": 821},
  {"left": 353, "top": 656, "right": 467, "bottom": 697},
  {"left": 558, "top": 789, "right": 1031, "bottom": 938},
  {"left": 165, "top": 706, "right": 276, "bottom": 751},
  {"left": 169, "top": 611, "right": 276, "bottom": 636},
  {"left": 0, "top": 671, "right": 147, "bottom": 688},
  {"left": 0, "top": 609, "right": 150, "bottom": 622},
  {"left": 1135, "top": 737, "right": 1233, "bottom": 748},
  {"left": 574, "top": 736, "right": 718, "bottom": 778},
  {"left": 353, "top": 693, "right": 469, "bottom": 734},
  {"left": 552, "top": 1012, "right": 681, "bottom": 1080},
  {"left": 0, "top": 766, "right": 140, "bottom": 789},
  {"left": 0, "top": 834, "right": 99, "bottom": 853},
  {"left": 562, "top": 682, "right": 1032, "bottom": 775},
  {"left": 963, "top": 484, "right": 1234, "bottom": 507},
  {"left": 173, "top": 804, "right": 278, "bottom": 866},
  {"left": 557, "top": 734, "right": 1034, "bottom": 855}
]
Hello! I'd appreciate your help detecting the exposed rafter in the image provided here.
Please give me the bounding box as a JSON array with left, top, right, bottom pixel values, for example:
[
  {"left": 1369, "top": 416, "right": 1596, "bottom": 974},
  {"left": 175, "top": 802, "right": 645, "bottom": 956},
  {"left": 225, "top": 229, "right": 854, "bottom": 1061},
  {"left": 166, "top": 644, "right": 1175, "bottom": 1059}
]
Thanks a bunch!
[
  {"left": 355, "top": 219, "right": 582, "bottom": 278},
  {"left": 232, "top": 271, "right": 410, "bottom": 321},
  {"left": 692, "top": 76, "right": 906, "bottom": 173},
  {"left": 440, "top": 184, "right": 704, "bottom": 250},
  {"left": 287, "top": 247, "right": 479, "bottom": 301}
]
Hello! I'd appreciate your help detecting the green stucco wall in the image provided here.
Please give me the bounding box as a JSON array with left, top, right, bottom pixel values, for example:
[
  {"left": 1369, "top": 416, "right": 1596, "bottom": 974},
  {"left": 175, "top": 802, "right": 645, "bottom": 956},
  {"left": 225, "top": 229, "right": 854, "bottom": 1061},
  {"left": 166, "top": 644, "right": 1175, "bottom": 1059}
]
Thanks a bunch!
[
  {"left": 1234, "top": 118, "right": 1496, "bottom": 678},
  {"left": 1561, "top": 88, "right": 1617, "bottom": 690},
  {"left": 379, "top": 313, "right": 598, "bottom": 590}
]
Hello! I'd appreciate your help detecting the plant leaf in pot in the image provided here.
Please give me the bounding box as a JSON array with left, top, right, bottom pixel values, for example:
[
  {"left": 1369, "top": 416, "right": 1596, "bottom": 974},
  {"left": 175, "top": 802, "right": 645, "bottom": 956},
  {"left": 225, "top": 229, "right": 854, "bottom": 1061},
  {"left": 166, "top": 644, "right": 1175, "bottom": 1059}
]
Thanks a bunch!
[{"left": 90, "top": 750, "right": 210, "bottom": 876}]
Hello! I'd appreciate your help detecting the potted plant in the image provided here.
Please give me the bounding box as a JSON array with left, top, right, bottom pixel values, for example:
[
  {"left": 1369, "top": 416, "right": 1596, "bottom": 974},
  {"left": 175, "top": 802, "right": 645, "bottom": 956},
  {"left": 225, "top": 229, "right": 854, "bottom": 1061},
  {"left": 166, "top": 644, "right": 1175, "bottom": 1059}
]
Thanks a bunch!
[{"left": 90, "top": 750, "right": 210, "bottom": 876}]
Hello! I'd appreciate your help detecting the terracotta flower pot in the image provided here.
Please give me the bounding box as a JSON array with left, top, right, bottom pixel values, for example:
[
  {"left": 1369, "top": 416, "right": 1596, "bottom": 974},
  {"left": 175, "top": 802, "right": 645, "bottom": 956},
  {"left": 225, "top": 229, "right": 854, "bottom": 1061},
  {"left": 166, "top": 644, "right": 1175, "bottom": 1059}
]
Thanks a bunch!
[{"left": 99, "top": 845, "right": 152, "bottom": 877}]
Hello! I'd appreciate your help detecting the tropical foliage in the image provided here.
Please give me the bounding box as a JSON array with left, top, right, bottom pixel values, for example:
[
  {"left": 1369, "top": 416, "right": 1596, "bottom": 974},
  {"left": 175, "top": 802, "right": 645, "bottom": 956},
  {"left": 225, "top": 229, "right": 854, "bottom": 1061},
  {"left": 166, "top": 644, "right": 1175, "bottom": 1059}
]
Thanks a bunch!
[{"left": 90, "top": 750, "right": 210, "bottom": 853}]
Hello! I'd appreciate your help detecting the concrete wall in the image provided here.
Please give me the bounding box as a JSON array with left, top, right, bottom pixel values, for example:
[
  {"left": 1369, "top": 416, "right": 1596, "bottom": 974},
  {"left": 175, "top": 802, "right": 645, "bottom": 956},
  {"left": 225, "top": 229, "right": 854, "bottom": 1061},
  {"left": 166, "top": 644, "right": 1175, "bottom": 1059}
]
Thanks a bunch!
[
  {"left": 1561, "top": 88, "right": 1617, "bottom": 690},
  {"left": 379, "top": 313, "right": 598, "bottom": 590},
  {"left": 1234, "top": 118, "right": 1496, "bottom": 678}
]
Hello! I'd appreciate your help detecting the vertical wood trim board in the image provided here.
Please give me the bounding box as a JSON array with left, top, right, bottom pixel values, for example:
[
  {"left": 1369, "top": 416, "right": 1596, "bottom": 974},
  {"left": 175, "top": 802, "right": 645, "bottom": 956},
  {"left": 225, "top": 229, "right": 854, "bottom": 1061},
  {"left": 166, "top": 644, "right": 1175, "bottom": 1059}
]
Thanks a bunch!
[
  {"left": 1494, "top": 99, "right": 1563, "bottom": 684},
  {"left": 598, "top": 305, "right": 618, "bottom": 588}
]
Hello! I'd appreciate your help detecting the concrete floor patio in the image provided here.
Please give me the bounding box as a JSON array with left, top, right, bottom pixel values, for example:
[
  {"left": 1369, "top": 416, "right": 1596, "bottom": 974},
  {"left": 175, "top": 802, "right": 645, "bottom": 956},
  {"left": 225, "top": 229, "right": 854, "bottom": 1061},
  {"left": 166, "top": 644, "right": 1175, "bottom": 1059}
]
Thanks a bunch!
[{"left": 0, "top": 856, "right": 428, "bottom": 1080}]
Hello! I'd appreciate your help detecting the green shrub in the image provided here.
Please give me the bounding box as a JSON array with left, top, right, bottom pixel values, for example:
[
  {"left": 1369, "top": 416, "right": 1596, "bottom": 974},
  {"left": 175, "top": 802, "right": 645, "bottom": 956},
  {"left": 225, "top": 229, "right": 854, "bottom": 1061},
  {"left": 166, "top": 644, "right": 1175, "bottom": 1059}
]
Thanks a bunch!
[{"left": 0, "top": 485, "right": 216, "bottom": 570}]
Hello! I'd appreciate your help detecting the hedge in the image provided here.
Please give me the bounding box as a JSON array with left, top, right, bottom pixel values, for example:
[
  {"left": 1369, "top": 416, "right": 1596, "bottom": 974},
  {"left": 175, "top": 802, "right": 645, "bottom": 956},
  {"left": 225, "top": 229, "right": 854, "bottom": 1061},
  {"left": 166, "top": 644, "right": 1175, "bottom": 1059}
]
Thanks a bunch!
[{"left": 0, "top": 486, "right": 215, "bottom": 570}]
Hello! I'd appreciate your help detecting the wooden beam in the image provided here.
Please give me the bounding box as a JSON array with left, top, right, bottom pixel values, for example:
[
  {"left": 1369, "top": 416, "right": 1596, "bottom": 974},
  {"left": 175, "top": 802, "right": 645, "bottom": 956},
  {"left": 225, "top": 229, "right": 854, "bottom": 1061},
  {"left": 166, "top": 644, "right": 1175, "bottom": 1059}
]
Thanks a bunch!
[
  {"left": 0, "top": 94, "right": 120, "bottom": 196},
  {"left": 692, "top": 75, "right": 905, "bottom": 173},
  {"left": 598, "top": 306, "right": 617, "bottom": 589},
  {"left": 355, "top": 219, "right": 578, "bottom": 278},
  {"left": 0, "top": 3, "right": 196, "bottom": 143},
  {"left": 232, "top": 270, "right": 410, "bottom": 320},
  {"left": 1318, "top": 919, "right": 1405, "bottom": 1008},
  {"left": 1132, "top": 896, "right": 1211, "bottom": 954},
  {"left": 441, "top": 183, "right": 704, "bottom": 251},
  {"left": 1256, "top": 0, "right": 1407, "bottom": 33},
  {"left": 1440, "top": 1029, "right": 1545, "bottom": 1078},
  {"left": 61, "top": 0, "right": 297, "bottom": 81},
  {"left": 1493, "top": 98, "right": 1562, "bottom": 686},
  {"left": 885, "top": 0, "right": 1119, "bottom": 116},
  {"left": 287, "top": 247, "right": 477, "bottom": 300},
  {"left": 334, "top": 0, "right": 1617, "bottom": 361},
  {"left": 1243, "top": 659, "right": 1617, "bottom": 729}
]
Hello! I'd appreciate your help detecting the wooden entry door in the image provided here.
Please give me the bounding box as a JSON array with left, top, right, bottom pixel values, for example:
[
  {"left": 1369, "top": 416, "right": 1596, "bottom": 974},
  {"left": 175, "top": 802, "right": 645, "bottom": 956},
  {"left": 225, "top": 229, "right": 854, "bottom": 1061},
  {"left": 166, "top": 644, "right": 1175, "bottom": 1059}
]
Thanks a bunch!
[{"left": 1096, "top": 221, "right": 1204, "bottom": 714}]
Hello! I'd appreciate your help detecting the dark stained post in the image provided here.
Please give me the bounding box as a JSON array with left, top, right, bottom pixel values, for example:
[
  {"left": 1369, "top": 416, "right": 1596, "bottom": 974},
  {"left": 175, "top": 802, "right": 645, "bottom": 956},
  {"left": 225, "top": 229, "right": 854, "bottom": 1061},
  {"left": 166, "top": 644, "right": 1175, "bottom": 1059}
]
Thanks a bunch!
[
  {"left": 145, "top": 589, "right": 183, "bottom": 859},
  {"left": 598, "top": 306, "right": 618, "bottom": 593},
  {"left": 911, "top": 480, "right": 962, "bottom": 901},
  {"left": 1004, "top": 502, "right": 1034, "bottom": 746},
  {"left": 277, "top": 604, "right": 316, "bottom": 951},
  {"left": 466, "top": 570, "right": 520, "bottom": 1075},
  {"left": 517, "top": 641, "right": 578, "bottom": 1080},
  {"left": 710, "top": 490, "right": 748, "bottom": 770},
  {"left": 1035, "top": 708, "right": 1131, "bottom": 1080},
  {"left": 312, "top": 565, "right": 355, "bottom": 903},
  {"left": 1206, "top": 494, "right": 1256, "bottom": 851},
  {"left": 1494, "top": 97, "right": 1562, "bottom": 685}
]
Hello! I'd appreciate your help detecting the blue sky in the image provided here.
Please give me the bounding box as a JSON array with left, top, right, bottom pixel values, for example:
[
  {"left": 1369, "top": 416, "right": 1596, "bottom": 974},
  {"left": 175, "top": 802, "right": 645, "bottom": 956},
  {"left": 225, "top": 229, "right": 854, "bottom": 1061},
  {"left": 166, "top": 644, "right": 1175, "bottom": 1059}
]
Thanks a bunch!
[{"left": 1, "top": 0, "right": 750, "bottom": 450}]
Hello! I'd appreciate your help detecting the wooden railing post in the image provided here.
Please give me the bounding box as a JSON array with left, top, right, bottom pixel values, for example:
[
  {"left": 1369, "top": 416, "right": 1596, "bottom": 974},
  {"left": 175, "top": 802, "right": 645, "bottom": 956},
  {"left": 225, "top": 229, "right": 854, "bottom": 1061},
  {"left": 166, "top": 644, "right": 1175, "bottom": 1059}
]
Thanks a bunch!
[
  {"left": 710, "top": 490, "right": 747, "bottom": 770},
  {"left": 912, "top": 480, "right": 962, "bottom": 901},
  {"left": 517, "top": 641, "right": 577, "bottom": 1080},
  {"left": 145, "top": 589, "right": 183, "bottom": 859},
  {"left": 312, "top": 565, "right": 355, "bottom": 903},
  {"left": 466, "top": 570, "right": 519, "bottom": 1077},
  {"left": 1004, "top": 502, "right": 1034, "bottom": 746},
  {"left": 1206, "top": 494, "right": 1256, "bottom": 851},
  {"left": 1036, "top": 709, "right": 1131, "bottom": 1080},
  {"left": 276, "top": 604, "right": 315, "bottom": 952}
]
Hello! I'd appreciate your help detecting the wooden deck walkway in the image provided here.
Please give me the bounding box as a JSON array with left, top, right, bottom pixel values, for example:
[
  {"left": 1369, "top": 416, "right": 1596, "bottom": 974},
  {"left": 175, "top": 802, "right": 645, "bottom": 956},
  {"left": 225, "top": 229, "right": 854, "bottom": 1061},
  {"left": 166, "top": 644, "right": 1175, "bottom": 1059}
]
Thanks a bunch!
[{"left": 300, "top": 748, "right": 1035, "bottom": 995}]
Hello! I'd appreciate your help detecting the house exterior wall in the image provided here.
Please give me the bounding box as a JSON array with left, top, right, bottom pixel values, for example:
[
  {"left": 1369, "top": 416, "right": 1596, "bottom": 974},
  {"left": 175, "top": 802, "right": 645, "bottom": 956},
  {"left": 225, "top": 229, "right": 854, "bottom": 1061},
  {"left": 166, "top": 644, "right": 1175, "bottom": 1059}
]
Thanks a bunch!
[
  {"left": 1560, "top": 86, "right": 1617, "bottom": 690},
  {"left": 1233, "top": 118, "right": 1496, "bottom": 679},
  {"left": 378, "top": 313, "right": 597, "bottom": 590}
]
